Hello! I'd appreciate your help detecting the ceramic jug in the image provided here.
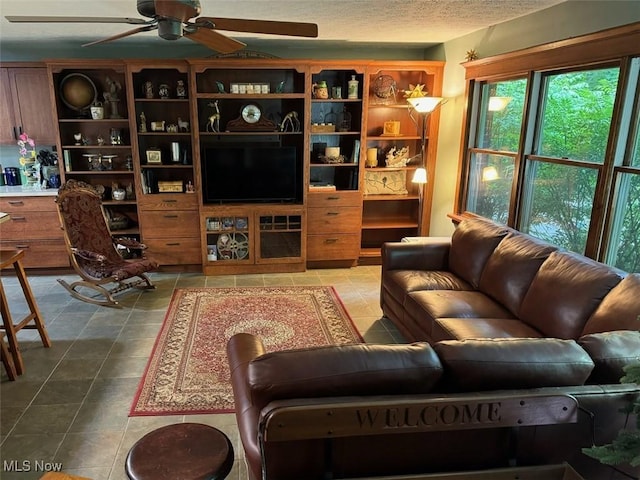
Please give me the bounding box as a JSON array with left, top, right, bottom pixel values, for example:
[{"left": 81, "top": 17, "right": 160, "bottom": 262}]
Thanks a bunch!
[{"left": 312, "top": 81, "right": 329, "bottom": 99}]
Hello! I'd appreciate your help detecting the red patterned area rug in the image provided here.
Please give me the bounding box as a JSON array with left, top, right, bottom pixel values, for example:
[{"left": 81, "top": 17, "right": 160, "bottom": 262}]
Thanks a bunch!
[{"left": 130, "top": 286, "right": 362, "bottom": 416}]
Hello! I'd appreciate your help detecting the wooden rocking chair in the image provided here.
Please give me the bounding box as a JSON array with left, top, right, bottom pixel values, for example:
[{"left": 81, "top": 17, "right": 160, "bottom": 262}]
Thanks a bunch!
[{"left": 56, "top": 180, "right": 159, "bottom": 308}]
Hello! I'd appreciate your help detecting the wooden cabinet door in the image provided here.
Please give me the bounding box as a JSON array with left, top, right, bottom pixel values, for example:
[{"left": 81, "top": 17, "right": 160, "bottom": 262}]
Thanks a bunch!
[
  {"left": 0, "top": 68, "right": 17, "bottom": 144},
  {"left": 6, "top": 67, "right": 57, "bottom": 146}
]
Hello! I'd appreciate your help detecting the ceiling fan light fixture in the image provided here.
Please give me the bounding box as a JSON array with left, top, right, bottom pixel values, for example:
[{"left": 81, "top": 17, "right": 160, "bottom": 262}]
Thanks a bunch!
[{"left": 157, "top": 18, "right": 183, "bottom": 40}]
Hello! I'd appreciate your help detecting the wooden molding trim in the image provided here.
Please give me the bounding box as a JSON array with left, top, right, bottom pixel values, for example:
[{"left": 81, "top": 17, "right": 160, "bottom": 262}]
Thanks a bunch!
[{"left": 463, "top": 21, "right": 640, "bottom": 79}]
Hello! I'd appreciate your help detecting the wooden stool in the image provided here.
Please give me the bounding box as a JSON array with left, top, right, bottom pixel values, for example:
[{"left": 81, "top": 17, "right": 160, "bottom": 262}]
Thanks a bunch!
[
  {"left": 125, "top": 423, "right": 234, "bottom": 480},
  {"left": 0, "top": 249, "right": 51, "bottom": 378}
]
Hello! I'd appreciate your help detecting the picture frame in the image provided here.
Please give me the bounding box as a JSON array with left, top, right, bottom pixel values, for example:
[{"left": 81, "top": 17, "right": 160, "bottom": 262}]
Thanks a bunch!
[
  {"left": 146, "top": 149, "right": 162, "bottom": 164},
  {"left": 382, "top": 120, "right": 401, "bottom": 136}
]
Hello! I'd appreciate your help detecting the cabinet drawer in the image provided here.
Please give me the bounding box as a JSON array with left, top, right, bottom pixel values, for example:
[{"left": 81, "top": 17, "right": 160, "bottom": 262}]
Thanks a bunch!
[
  {"left": 308, "top": 191, "right": 362, "bottom": 208},
  {"left": 307, "top": 206, "right": 361, "bottom": 234},
  {"left": 307, "top": 234, "right": 360, "bottom": 261},
  {"left": 137, "top": 194, "right": 198, "bottom": 210},
  {"left": 0, "top": 240, "right": 69, "bottom": 268},
  {"left": 143, "top": 237, "right": 201, "bottom": 265},
  {"left": 0, "top": 196, "right": 57, "bottom": 212},
  {"left": 0, "top": 211, "right": 63, "bottom": 240},
  {"left": 139, "top": 210, "right": 200, "bottom": 237}
]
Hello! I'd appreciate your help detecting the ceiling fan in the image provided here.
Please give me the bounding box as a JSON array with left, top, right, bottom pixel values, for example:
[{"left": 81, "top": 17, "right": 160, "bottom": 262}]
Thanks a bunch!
[{"left": 5, "top": 0, "right": 319, "bottom": 54}]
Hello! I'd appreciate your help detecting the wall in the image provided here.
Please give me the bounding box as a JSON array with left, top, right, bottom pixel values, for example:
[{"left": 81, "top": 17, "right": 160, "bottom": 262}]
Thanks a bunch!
[{"left": 427, "top": 1, "right": 640, "bottom": 236}]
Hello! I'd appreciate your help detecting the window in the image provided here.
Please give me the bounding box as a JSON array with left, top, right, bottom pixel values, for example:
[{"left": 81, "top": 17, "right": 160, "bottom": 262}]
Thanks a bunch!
[
  {"left": 606, "top": 61, "right": 640, "bottom": 272},
  {"left": 458, "top": 23, "right": 640, "bottom": 272},
  {"left": 519, "top": 67, "right": 620, "bottom": 253},
  {"left": 465, "top": 79, "right": 527, "bottom": 224}
]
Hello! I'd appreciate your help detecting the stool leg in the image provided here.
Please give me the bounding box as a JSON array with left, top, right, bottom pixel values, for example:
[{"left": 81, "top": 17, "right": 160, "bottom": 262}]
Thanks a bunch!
[
  {"left": 1, "top": 334, "right": 17, "bottom": 380},
  {"left": 13, "top": 259, "right": 51, "bottom": 348},
  {"left": 0, "top": 280, "right": 24, "bottom": 375}
]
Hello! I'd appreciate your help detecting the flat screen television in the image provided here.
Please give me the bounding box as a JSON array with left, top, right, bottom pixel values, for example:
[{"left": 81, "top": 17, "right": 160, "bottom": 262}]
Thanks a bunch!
[{"left": 202, "top": 146, "right": 300, "bottom": 204}]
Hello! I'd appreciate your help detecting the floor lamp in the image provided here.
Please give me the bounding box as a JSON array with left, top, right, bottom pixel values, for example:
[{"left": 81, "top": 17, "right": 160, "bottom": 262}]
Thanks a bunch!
[{"left": 407, "top": 96, "right": 443, "bottom": 235}]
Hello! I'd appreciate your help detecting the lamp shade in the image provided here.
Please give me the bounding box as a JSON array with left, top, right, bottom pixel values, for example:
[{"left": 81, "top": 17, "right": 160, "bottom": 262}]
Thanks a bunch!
[
  {"left": 412, "top": 167, "right": 427, "bottom": 184},
  {"left": 407, "top": 96, "right": 443, "bottom": 113}
]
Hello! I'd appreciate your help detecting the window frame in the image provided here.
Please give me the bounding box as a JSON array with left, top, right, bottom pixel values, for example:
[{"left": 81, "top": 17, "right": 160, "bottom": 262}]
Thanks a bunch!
[{"left": 457, "top": 22, "right": 640, "bottom": 268}]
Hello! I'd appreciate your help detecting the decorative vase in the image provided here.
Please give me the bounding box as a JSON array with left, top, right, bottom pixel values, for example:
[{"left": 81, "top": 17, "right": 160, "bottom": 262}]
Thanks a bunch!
[{"left": 90, "top": 103, "right": 104, "bottom": 119}]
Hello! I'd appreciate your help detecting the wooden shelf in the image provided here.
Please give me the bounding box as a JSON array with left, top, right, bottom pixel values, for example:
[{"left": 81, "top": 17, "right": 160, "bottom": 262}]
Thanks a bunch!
[
  {"left": 195, "top": 93, "right": 305, "bottom": 99},
  {"left": 65, "top": 170, "right": 134, "bottom": 175},
  {"left": 134, "top": 98, "right": 189, "bottom": 103},
  {"left": 367, "top": 135, "right": 422, "bottom": 141},
  {"left": 361, "top": 219, "right": 418, "bottom": 229},
  {"left": 363, "top": 194, "right": 419, "bottom": 201},
  {"left": 58, "top": 118, "right": 129, "bottom": 123}
]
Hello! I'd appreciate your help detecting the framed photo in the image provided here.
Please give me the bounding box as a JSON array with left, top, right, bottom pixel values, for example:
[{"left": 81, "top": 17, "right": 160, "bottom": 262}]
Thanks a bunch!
[
  {"left": 146, "top": 149, "right": 162, "bottom": 164},
  {"left": 382, "top": 120, "right": 401, "bottom": 136}
]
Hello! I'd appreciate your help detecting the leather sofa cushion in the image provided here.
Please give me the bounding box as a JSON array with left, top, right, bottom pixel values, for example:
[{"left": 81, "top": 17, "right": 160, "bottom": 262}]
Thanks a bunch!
[
  {"left": 431, "top": 317, "right": 543, "bottom": 342},
  {"left": 519, "top": 251, "right": 624, "bottom": 339},
  {"left": 384, "top": 270, "right": 473, "bottom": 303},
  {"left": 479, "top": 231, "right": 557, "bottom": 316},
  {"left": 578, "top": 330, "right": 640, "bottom": 384},
  {"left": 582, "top": 274, "right": 640, "bottom": 335},
  {"left": 434, "top": 338, "right": 594, "bottom": 391},
  {"left": 449, "top": 217, "right": 509, "bottom": 289},
  {"left": 247, "top": 343, "right": 443, "bottom": 411},
  {"left": 405, "top": 290, "right": 515, "bottom": 339}
]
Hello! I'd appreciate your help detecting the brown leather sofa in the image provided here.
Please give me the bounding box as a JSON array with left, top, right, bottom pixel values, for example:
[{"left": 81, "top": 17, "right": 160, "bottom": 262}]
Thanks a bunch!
[
  {"left": 228, "top": 217, "right": 640, "bottom": 480},
  {"left": 380, "top": 217, "right": 640, "bottom": 373},
  {"left": 228, "top": 333, "right": 639, "bottom": 480}
]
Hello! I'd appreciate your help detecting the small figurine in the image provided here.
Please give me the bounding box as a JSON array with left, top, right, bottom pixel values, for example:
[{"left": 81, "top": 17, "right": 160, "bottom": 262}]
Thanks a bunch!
[
  {"left": 275, "top": 80, "right": 286, "bottom": 93},
  {"left": 159, "top": 83, "right": 169, "bottom": 99},
  {"left": 139, "top": 112, "right": 147, "bottom": 133},
  {"left": 280, "top": 111, "right": 300, "bottom": 132},
  {"left": 97, "top": 134, "right": 105, "bottom": 146},
  {"left": 73, "top": 133, "right": 82, "bottom": 145},
  {"left": 143, "top": 81, "right": 154, "bottom": 98},
  {"left": 103, "top": 76, "right": 123, "bottom": 118},
  {"left": 176, "top": 80, "right": 187, "bottom": 98},
  {"left": 215, "top": 81, "right": 226, "bottom": 93},
  {"left": 177, "top": 117, "right": 189, "bottom": 132},
  {"left": 206, "top": 101, "right": 220, "bottom": 133}
]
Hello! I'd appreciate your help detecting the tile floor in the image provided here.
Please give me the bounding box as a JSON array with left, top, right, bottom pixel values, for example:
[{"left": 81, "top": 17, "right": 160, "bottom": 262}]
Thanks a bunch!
[{"left": 0, "top": 266, "right": 403, "bottom": 480}]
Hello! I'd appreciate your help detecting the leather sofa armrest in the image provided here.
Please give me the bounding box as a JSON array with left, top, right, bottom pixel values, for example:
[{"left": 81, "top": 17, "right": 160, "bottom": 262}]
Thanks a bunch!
[
  {"left": 578, "top": 330, "right": 640, "bottom": 384},
  {"left": 226, "top": 333, "right": 268, "bottom": 480},
  {"left": 382, "top": 238, "right": 451, "bottom": 272}
]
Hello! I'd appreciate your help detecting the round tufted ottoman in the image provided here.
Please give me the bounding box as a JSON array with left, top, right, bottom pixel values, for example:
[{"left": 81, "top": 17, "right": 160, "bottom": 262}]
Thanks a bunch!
[{"left": 125, "top": 423, "right": 234, "bottom": 480}]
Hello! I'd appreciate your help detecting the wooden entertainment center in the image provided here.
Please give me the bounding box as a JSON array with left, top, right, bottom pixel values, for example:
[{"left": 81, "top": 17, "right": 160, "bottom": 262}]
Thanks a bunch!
[{"left": 2, "top": 58, "right": 443, "bottom": 274}]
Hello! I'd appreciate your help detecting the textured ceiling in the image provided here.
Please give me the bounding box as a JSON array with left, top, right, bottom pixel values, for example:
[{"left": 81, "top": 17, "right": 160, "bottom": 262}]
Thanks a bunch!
[{"left": 0, "top": 0, "right": 568, "bottom": 51}]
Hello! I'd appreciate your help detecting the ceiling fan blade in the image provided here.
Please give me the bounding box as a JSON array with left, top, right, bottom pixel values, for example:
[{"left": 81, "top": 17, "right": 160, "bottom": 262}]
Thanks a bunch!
[
  {"left": 184, "top": 27, "right": 246, "bottom": 54},
  {"left": 82, "top": 25, "right": 157, "bottom": 47},
  {"left": 5, "top": 15, "right": 149, "bottom": 25},
  {"left": 197, "top": 17, "right": 318, "bottom": 38},
  {"left": 153, "top": 0, "right": 200, "bottom": 22}
]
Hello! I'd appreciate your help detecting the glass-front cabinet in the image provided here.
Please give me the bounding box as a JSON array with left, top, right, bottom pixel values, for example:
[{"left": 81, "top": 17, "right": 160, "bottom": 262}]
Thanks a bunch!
[{"left": 201, "top": 205, "right": 304, "bottom": 275}]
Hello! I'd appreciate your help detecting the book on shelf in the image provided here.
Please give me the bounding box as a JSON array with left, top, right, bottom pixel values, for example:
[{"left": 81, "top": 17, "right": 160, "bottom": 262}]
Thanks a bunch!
[{"left": 309, "top": 183, "right": 337, "bottom": 192}]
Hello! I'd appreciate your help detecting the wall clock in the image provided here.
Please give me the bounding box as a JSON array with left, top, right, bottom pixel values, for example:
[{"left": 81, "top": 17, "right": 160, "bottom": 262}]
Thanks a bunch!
[{"left": 226, "top": 103, "right": 277, "bottom": 131}]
